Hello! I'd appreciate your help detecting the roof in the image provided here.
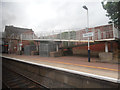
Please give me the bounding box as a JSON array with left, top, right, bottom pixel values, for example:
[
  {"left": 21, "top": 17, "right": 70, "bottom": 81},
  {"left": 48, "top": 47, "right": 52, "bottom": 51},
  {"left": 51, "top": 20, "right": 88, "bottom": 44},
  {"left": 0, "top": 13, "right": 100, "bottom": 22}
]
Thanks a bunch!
[
  {"left": 4, "top": 25, "right": 33, "bottom": 38},
  {"left": 76, "top": 24, "right": 113, "bottom": 32},
  {"left": 5, "top": 25, "right": 33, "bottom": 33},
  {"left": 32, "top": 39, "right": 94, "bottom": 42}
]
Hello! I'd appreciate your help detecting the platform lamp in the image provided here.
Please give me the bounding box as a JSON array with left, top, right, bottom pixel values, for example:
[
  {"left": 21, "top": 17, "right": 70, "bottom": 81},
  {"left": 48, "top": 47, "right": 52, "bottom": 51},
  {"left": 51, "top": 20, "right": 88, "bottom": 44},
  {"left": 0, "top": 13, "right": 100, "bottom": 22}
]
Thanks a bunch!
[{"left": 83, "top": 5, "right": 90, "bottom": 62}]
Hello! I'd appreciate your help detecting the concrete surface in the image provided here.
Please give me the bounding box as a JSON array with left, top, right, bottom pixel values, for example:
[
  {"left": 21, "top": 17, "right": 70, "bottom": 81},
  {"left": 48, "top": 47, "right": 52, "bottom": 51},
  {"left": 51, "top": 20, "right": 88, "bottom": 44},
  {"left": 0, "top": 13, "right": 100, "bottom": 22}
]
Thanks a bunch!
[
  {"left": 2, "top": 57, "right": 119, "bottom": 88},
  {"left": 2, "top": 54, "right": 119, "bottom": 79},
  {"left": 99, "top": 52, "right": 113, "bottom": 61}
]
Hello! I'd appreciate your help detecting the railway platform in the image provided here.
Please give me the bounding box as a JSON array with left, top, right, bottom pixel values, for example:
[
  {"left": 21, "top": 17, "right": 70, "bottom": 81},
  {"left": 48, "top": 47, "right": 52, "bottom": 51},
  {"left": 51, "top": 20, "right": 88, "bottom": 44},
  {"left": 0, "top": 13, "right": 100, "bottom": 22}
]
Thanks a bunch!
[
  {"left": 2, "top": 54, "right": 119, "bottom": 79},
  {"left": 1, "top": 54, "right": 120, "bottom": 88}
]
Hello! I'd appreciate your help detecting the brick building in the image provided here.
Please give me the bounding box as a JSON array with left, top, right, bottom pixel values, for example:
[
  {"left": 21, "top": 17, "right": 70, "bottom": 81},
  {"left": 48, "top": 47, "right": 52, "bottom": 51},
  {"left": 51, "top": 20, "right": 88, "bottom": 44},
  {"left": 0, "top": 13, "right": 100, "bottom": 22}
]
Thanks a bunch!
[
  {"left": 76, "top": 24, "right": 119, "bottom": 41},
  {"left": 3, "top": 25, "right": 37, "bottom": 54},
  {"left": 72, "top": 24, "right": 120, "bottom": 63}
]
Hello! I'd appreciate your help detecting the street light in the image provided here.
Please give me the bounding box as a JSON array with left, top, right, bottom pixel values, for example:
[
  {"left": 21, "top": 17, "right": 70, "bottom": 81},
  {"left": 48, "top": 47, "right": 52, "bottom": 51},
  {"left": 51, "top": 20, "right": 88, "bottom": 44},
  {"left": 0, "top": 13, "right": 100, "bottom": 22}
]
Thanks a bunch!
[{"left": 83, "top": 5, "right": 90, "bottom": 62}]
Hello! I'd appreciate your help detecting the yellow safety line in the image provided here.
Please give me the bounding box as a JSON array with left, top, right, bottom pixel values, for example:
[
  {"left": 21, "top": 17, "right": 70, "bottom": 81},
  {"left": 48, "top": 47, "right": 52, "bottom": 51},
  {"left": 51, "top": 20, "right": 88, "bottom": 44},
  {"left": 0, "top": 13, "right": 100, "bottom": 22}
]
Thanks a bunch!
[
  {"left": 34, "top": 58, "right": 119, "bottom": 72},
  {"left": 6, "top": 56, "right": 118, "bottom": 72}
]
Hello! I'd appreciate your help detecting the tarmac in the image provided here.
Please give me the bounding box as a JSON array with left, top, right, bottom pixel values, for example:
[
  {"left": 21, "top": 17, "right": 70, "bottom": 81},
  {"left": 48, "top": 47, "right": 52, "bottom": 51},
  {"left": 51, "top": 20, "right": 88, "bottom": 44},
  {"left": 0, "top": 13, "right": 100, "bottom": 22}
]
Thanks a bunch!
[{"left": 2, "top": 54, "right": 119, "bottom": 79}]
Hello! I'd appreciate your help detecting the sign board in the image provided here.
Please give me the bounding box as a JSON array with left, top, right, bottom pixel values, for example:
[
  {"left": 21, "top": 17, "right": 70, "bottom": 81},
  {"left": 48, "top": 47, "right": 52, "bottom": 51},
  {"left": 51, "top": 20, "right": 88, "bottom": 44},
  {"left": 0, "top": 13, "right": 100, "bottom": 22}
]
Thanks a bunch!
[
  {"left": 19, "top": 43, "right": 22, "bottom": 46},
  {"left": 83, "top": 32, "right": 94, "bottom": 37}
]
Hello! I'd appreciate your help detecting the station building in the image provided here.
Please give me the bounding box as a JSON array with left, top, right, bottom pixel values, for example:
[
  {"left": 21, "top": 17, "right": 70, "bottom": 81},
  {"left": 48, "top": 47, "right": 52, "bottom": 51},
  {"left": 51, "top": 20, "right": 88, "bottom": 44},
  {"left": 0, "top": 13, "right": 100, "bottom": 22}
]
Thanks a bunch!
[{"left": 2, "top": 24, "right": 120, "bottom": 63}]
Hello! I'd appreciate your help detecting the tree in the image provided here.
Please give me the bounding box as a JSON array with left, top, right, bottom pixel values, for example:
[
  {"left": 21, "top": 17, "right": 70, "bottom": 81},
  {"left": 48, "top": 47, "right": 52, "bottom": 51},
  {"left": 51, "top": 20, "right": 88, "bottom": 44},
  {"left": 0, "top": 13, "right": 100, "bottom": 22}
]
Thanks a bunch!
[{"left": 101, "top": 1, "right": 120, "bottom": 29}]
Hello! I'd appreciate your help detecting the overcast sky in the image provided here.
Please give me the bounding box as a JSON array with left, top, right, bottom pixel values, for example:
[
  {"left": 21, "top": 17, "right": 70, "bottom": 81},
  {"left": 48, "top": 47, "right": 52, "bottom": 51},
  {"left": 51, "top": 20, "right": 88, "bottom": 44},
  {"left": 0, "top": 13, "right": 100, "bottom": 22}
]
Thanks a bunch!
[{"left": 1, "top": 0, "right": 110, "bottom": 36}]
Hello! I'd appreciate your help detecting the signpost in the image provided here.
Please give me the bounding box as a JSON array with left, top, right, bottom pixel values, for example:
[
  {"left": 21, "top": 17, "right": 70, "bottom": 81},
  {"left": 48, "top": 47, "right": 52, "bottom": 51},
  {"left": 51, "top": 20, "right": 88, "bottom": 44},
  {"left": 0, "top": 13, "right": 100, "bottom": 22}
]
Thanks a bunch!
[
  {"left": 83, "top": 32, "right": 94, "bottom": 37},
  {"left": 83, "top": 5, "right": 91, "bottom": 62},
  {"left": 83, "top": 31, "right": 93, "bottom": 62},
  {"left": 19, "top": 43, "right": 22, "bottom": 46}
]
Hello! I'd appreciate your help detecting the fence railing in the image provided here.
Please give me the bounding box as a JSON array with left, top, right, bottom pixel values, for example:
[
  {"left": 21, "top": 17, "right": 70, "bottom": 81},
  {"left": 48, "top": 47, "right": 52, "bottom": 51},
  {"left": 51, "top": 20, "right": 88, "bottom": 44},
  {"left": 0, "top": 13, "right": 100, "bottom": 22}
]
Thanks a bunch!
[
  {"left": 37, "top": 27, "right": 119, "bottom": 41},
  {"left": 5, "top": 26, "right": 119, "bottom": 41}
]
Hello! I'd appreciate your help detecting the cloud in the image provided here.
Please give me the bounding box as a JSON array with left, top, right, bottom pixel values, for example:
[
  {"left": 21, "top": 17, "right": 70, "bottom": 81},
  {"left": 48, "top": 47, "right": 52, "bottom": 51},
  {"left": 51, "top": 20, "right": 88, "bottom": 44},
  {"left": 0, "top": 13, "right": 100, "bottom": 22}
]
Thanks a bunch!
[{"left": 1, "top": 0, "right": 109, "bottom": 36}]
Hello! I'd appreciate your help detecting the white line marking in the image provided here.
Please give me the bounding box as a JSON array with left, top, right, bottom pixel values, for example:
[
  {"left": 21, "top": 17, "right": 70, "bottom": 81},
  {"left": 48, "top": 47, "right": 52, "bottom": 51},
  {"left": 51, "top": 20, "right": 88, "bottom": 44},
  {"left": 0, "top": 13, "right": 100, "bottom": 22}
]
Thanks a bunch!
[{"left": 2, "top": 56, "right": 119, "bottom": 83}]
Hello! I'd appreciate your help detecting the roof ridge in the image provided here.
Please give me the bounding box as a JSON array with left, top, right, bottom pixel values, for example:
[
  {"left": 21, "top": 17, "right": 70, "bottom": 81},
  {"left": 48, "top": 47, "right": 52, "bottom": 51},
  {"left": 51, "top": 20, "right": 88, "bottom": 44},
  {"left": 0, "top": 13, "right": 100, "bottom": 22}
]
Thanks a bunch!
[{"left": 6, "top": 25, "right": 32, "bottom": 31}]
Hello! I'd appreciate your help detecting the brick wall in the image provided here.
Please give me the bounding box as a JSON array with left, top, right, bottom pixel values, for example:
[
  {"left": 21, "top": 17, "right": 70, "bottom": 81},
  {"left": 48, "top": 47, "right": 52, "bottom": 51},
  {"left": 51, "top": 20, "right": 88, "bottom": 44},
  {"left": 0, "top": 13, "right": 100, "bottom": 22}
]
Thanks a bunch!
[
  {"left": 76, "top": 24, "right": 113, "bottom": 41},
  {"left": 72, "top": 42, "right": 118, "bottom": 57},
  {"left": 8, "top": 40, "right": 36, "bottom": 54}
]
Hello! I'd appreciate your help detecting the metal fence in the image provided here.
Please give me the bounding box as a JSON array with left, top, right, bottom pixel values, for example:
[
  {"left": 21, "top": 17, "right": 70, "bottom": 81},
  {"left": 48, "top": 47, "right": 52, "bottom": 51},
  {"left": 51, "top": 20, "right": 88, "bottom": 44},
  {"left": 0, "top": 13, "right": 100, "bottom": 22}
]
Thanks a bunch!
[
  {"left": 39, "top": 43, "right": 56, "bottom": 57},
  {"left": 38, "top": 24, "right": 119, "bottom": 41},
  {"left": 24, "top": 45, "right": 36, "bottom": 55}
]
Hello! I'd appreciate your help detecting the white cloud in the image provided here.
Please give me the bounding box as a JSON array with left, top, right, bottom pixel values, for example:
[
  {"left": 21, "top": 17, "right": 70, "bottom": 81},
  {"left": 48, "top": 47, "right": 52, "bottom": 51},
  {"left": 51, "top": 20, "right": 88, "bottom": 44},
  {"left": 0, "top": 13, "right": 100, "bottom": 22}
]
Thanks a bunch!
[{"left": 2, "top": 0, "right": 110, "bottom": 36}]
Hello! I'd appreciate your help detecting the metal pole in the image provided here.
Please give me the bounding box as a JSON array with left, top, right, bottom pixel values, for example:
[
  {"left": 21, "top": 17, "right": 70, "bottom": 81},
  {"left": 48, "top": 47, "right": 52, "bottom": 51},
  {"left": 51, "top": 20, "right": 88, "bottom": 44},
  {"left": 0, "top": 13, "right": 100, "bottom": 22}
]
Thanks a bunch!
[
  {"left": 87, "top": 9, "right": 90, "bottom": 62},
  {"left": 105, "top": 42, "right": 108, "bottom": 52},
  {"left": 33, "top": 33, "right": 34, "bottom": 39},
  {"left": 20, "top": 34, "right": 22, "bottom": 55},
  {"left": 68, "top": 29, "right": 70, "bottom": 47},
  {"left": 56, "top": 44, "right": 59, "bottom": 52},
  {"left": 53, "top": 30, "right": 54, "bottom": 40},
  {"left": 83, "top": 5, "right": 90, "bottom": 62},
  {"left": 60, "top": 30, "right": 61, "bottom": 40}
]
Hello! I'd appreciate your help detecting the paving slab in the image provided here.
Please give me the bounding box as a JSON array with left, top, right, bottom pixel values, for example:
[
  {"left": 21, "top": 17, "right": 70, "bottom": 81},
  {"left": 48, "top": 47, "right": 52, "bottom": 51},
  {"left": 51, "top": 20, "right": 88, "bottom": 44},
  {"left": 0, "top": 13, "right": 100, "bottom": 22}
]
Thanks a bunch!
[{"left": 2, "top": 54, "right": 119, "bottom": 79}]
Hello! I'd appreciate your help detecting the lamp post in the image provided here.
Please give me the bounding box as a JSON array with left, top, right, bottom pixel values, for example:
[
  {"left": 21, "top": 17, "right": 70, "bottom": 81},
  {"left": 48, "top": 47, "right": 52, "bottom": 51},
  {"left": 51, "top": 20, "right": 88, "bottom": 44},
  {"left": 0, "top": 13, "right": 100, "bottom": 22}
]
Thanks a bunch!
[{"left": 83, "top": 5, "right": 90, "bottom": 62}]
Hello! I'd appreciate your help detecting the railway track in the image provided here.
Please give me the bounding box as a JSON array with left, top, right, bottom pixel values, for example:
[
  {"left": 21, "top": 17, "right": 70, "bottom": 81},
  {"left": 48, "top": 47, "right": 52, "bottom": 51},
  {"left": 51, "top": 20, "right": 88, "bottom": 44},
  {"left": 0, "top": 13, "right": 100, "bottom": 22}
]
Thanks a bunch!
[{"left": 2, "top": 68, "right": 49, "bottom": 89}]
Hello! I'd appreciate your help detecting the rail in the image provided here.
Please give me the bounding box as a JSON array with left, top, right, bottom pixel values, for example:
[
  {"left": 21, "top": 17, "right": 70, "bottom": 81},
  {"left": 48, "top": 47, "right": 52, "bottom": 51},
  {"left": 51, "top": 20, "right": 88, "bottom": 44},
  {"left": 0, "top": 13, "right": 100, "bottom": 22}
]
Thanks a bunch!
[{"left": 3, "top": 67, "right": 49, "bottom": 89}]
